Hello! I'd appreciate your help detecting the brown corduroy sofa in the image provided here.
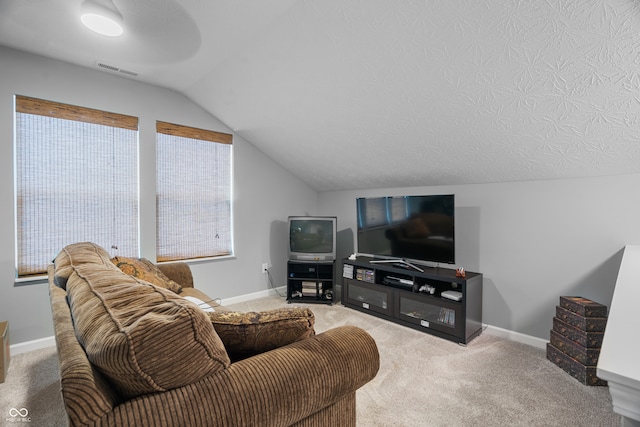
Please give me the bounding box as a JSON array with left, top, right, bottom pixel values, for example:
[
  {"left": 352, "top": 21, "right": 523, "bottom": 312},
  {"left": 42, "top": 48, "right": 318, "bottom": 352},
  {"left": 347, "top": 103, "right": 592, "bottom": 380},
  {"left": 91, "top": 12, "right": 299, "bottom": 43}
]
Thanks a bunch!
[{"left": 48, "top": 243, "right": 380, "bottom": 427}]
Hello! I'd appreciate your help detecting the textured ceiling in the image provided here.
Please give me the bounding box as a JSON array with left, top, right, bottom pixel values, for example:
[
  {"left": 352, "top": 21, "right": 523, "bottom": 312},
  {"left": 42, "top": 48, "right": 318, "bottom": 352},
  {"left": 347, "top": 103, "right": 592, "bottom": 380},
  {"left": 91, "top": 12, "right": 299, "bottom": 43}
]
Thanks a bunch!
[{"left": 1, "top": 0, "right": 639, "bottom": 191}]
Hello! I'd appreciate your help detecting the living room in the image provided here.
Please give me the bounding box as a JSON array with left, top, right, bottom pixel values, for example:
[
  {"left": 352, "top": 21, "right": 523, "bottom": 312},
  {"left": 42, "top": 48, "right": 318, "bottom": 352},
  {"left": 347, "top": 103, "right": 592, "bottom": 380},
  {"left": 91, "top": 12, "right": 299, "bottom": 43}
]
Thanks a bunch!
[{"left": 0, "top": 1, "right": 639, "bottom": 425}]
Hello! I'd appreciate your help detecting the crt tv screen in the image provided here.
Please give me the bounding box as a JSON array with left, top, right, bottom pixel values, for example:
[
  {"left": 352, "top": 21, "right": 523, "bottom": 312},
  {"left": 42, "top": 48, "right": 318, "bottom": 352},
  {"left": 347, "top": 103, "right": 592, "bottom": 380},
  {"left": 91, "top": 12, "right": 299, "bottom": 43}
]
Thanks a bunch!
[
  {"left": 356, "top": 194, "right": 455, "bottom": 264},
  {"left": 288, "top": 216, "right": 337, "bottom": 261}
]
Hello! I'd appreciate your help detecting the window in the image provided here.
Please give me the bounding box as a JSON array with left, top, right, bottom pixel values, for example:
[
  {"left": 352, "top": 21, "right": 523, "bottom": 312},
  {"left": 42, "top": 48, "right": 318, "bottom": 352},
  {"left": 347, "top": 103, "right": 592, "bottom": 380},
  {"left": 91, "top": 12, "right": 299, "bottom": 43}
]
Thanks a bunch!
[
  {"left": 156, "top": 121, "right": 233, "bottom": 262},
  {"left": 14, "top": 96, "right": 139, "bottom": 278}
]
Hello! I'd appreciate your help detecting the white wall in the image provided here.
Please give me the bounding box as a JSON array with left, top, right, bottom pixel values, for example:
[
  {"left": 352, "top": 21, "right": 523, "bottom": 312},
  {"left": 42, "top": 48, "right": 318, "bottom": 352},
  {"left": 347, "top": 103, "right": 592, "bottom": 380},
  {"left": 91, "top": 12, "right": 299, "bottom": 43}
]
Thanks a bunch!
[
  {"left": 0, "top": 47, "right": 317, "bottom": 345},
  {"left": 3, "top": 46, "right": 637, "bottom": 346},
  {"left": 319, "top": 174, "right": 640, "bottom": 340}
]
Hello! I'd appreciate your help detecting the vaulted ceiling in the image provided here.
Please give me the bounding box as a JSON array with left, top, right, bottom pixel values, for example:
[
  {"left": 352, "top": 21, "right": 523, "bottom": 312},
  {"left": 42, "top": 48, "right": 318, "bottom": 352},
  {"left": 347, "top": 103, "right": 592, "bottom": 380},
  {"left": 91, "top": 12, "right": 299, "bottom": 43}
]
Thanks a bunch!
[{"left": 2, "top": 0, "right": 639, "bottom": 191}]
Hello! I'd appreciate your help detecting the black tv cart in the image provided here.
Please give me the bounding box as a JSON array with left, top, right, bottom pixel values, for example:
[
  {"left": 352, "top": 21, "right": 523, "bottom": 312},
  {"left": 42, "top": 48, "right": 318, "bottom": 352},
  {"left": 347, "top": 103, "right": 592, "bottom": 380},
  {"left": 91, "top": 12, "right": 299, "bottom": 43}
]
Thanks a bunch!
[
  {"left": 287, "top": 260, "right": 334, "bottom": 305},
  {"left": 341, "top": 257, "right": 482, "bottom": 344}
]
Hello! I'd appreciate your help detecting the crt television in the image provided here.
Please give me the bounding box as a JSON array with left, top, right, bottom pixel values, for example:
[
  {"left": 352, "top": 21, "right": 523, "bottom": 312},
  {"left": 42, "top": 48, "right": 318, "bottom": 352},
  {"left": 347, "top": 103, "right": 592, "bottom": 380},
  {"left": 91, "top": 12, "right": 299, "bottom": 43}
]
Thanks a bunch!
[
  {"left": 288, "top": 216, "right": 337, "bottom": 261},
  {"left": 356, "top": 194, "right": 455, "bottom": 265}
]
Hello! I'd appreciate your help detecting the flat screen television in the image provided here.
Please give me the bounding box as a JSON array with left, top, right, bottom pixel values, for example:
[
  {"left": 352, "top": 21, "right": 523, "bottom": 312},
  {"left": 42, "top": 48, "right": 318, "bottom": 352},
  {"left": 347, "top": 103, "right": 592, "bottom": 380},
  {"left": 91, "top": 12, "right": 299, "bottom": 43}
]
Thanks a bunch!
[
  {"left": 356, "top": 194, "right": 455, "bottom": 266},
  {"left": 288, "top": 216, "right": 337, "bottom": 261}
]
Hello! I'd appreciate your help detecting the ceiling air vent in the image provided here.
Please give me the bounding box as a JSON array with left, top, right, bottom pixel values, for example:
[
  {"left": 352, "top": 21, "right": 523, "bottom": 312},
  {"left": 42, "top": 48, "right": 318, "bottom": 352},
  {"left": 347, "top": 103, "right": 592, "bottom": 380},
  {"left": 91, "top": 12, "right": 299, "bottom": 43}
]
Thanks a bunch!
[{"left": 95, "top": 61, "right": 139, "bottom": 78}]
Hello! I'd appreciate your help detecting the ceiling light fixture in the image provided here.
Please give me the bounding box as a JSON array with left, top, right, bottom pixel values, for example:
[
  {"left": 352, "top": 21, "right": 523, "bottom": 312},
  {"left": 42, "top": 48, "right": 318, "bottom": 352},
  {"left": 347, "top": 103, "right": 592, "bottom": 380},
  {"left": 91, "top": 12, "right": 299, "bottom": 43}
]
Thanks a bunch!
[{"left": 80, "top": 0, "right": 124, "bottom": 37}]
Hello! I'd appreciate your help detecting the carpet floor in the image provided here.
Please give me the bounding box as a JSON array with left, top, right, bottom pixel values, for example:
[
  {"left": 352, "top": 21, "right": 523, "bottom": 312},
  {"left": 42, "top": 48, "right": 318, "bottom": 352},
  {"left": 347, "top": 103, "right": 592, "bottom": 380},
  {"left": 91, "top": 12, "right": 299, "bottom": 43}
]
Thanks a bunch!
[{"left": 0, "top": 295, "right": 620, "bottom": 426}]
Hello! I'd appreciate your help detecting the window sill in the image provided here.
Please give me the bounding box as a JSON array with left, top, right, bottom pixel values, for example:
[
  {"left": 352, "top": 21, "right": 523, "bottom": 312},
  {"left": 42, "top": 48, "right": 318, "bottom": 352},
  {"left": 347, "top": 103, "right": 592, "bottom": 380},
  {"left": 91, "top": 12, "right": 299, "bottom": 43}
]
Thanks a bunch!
[{"left": 15, "top": 275, "right": 48, "bottom": 286}]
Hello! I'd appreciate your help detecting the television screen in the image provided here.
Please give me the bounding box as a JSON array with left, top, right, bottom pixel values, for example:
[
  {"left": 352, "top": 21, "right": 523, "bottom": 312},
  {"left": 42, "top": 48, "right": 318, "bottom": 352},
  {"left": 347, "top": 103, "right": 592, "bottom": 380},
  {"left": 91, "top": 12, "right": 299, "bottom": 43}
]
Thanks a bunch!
[
  {"left": 288, "top": 216, "right": 337, "bottom": 261},
  {"left": 356, "top": 195, "right": 455, "bottom": 264}
]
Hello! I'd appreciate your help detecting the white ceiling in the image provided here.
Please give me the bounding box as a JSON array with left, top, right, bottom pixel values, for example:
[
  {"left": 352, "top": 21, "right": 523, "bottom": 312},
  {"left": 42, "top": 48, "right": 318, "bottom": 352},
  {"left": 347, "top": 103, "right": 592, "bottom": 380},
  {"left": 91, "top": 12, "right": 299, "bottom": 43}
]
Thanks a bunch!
[{"left": 2, "top": 0, "right": 640, "bottom": 191}]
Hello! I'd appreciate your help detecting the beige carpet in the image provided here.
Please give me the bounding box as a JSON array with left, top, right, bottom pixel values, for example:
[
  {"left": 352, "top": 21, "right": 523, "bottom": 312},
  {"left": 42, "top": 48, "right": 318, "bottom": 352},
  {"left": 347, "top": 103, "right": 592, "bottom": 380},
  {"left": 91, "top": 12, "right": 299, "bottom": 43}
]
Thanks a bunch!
[{"left": 0, "top": 295, "right": 620, "bottom": 427}]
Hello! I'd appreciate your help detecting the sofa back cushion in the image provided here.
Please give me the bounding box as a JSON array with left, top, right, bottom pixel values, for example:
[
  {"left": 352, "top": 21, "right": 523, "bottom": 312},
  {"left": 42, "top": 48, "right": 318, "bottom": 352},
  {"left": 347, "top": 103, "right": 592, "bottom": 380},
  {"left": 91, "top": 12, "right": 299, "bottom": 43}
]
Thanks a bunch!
[
  {"left": 66, "top": 263, "right": 230, "bottom": 399},
  {"left": 53, "top": 242, "right": 115, "bottom": 289}
]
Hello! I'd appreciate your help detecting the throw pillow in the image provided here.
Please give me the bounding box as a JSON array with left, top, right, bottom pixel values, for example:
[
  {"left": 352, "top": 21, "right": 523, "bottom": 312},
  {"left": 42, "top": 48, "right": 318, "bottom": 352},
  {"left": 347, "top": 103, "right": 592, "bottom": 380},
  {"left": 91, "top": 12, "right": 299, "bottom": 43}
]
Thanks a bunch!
[
  {"left": 208, "top": 308, "right": 315, "bottom": 359},
  {"left": 112, "top": 256, "right": 182, "bottom": 294},
  {"left": 66, "top": 264, "right": 230, "bottom": 399}
]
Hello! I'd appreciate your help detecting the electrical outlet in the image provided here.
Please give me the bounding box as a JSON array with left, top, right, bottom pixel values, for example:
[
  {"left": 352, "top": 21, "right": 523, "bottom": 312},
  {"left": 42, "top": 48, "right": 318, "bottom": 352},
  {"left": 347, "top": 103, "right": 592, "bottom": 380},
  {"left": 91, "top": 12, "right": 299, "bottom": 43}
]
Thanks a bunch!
[{"left": 261, "top": 263, "right": 269, "bottom": 273}]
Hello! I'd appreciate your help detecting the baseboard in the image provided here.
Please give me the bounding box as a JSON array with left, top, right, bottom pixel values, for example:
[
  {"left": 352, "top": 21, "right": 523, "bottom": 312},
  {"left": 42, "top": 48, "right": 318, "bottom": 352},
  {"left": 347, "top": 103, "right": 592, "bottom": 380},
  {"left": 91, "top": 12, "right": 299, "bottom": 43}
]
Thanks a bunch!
[
  {"left": 483, "top": 324, "right": 548, "bottom": 350},
  {"left": 10, "top": 336, "right": 56, "bottom": 355},
  {"left": 221, "top": 286, "right": 287, "bottom": 306},
  {"left": 10, "top": 291, "right": 548, "bottom": 355},
  {"left": 220, "top": 291, "right": 549, "bottom": 350}
]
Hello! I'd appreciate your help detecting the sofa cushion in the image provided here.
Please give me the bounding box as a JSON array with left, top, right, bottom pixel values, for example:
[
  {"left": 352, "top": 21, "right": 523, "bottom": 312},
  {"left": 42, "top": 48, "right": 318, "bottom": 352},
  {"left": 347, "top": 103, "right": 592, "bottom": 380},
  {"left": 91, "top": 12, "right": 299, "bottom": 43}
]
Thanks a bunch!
[
  {"left": 208, "top": 308, "right": 315, "bottom": 359},
  {"left": 53, "top": 242, "right": 117, "bottom": 289},
  {"left": 66, "top": 263, "right": 230, "bottom": 399},
  {"left": 112, "top": 256, "right": 183, "bottom": 294}
]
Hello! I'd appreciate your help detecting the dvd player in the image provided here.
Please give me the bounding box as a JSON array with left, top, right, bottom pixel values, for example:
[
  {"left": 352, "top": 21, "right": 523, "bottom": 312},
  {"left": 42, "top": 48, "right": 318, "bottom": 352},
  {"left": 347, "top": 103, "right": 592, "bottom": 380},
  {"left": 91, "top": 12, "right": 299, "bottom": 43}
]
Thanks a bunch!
[
  {"left": 382, "top": 276, "right": 414, "bottom": 290},
  {"left": 387, "top": 276, "right": 413, "bottom": 285}
]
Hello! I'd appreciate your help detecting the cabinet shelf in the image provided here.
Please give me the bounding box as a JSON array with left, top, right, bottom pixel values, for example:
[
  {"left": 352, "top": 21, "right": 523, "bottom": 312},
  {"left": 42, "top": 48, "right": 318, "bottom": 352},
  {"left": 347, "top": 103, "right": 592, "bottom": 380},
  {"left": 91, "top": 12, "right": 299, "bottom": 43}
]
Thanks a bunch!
[
  {"left": 287, "top": 260, "right": 334, "bottom": 305},
  {"left": 341, "top": 257, "right": 482, "bottom": 344}
]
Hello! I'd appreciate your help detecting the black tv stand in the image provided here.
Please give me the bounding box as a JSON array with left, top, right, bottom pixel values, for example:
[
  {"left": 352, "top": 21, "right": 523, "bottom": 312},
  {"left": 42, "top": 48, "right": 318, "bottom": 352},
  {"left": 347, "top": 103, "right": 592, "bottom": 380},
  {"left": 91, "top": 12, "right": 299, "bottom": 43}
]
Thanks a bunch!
[
  {"left": 286, "top": 260, "right": 334, "bottom": 305},
  {"left": 341, "top": 256, "right": 483, "bottom": 344},
  {"left": 369, "top": 258, "right": 424, "bottom": 272}
]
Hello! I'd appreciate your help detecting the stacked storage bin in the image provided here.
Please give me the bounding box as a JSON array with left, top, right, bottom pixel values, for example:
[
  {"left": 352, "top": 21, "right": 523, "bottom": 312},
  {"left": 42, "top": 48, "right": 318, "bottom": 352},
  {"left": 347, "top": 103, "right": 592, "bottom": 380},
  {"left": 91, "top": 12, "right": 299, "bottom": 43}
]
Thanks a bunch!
[{"left": 546, "top": 296, "right": 608, "bottom": 386}]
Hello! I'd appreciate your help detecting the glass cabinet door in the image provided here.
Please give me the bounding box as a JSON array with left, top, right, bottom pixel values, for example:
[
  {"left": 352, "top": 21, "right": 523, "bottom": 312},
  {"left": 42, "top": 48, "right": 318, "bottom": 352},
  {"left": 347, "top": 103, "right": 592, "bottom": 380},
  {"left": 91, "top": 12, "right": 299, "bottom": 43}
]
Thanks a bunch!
[
  {"left": 397, "top": 293, "right": 463, "bottom": 337},
  {"left": 344, "top": 280, "right": 393, "bottom": 316}
]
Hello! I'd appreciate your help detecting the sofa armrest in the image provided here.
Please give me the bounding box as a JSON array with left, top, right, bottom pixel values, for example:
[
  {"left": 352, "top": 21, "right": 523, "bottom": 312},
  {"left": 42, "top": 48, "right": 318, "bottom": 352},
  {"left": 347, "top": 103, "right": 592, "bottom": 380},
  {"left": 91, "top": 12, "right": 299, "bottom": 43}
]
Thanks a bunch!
[
  {"left": 48, "top": 269, "right": 122, "bottom": 426},
  {"left": 156, "top": 262, "right": 194, "bottom": 289},
  {"left": 105, "top": 325, "right": 379, "bottom": 427}
]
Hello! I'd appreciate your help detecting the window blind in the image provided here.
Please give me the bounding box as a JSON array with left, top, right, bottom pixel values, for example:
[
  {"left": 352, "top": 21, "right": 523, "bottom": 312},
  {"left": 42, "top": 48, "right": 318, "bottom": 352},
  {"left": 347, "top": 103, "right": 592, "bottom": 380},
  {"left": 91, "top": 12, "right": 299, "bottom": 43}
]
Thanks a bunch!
[
  {"left": 15, "top": 95, "right": 139, "bottom": 277},
  {"left": 156, "top": 121, "right": 233, "bottom": 262}
]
